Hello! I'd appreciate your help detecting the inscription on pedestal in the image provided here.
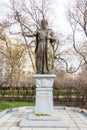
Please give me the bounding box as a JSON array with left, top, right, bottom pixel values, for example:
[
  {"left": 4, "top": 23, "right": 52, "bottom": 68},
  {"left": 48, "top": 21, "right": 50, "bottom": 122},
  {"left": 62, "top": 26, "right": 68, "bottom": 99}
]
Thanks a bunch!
[{"left": 37, "top": 91, "right": 52, "bottom": 97}]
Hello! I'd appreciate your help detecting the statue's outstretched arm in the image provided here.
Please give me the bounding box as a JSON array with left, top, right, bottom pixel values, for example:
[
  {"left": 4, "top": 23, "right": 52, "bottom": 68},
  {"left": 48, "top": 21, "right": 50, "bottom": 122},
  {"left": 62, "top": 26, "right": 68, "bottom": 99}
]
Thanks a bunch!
[{"left": 22, "top": 32, "right": 36, "bottom": 37}]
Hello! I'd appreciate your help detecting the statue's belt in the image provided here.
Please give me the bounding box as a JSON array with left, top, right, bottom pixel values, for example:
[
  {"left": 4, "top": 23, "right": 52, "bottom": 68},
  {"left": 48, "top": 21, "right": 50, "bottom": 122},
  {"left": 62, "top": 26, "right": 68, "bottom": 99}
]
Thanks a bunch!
[{"left": 38, "top": 38, "right": 49, "bottom": 42}]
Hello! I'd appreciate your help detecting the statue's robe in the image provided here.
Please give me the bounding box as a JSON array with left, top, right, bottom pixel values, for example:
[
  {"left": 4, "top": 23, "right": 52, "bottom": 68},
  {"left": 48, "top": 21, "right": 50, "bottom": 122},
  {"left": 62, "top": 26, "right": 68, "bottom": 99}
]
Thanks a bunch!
[{"left": 35, "top": 29, "right": 56, "bottom": 74}]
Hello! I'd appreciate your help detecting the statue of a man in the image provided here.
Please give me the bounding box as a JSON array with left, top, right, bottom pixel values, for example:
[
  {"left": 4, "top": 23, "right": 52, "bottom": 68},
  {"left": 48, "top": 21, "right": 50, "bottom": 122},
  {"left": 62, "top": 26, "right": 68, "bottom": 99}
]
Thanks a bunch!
[{"left": 23, "top": 19, "right": 56, "bottom": 74}]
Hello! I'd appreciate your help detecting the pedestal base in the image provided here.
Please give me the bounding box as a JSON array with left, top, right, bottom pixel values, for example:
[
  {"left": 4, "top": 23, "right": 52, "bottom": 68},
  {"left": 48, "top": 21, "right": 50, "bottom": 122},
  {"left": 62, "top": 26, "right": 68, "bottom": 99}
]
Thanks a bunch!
[
  {"left": 19, "top": 75, "right": 69, "bottom": 127},
  {"left": 19, "top": 110, "right": 69, "bottom": 127}
]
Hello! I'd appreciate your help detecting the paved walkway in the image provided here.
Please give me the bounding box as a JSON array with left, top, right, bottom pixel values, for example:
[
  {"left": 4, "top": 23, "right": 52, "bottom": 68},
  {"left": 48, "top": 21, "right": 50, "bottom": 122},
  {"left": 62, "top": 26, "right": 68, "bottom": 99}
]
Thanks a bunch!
[{"left": 0, "top": 107, "right": 87, "bottom": 130}]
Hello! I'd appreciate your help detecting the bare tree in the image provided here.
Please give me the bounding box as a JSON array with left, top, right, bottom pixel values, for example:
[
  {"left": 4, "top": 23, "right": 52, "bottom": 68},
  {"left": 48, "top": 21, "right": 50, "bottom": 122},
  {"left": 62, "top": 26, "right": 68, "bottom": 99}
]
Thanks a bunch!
[
  {"left": 0, "top": 21, "right": 26, "bottom": 88},
  {"left": 2, "top": 0, "right": 54, "bottom": 73},
  {"left": 66, "top": 0, "right": 87, "bottom": 72}
]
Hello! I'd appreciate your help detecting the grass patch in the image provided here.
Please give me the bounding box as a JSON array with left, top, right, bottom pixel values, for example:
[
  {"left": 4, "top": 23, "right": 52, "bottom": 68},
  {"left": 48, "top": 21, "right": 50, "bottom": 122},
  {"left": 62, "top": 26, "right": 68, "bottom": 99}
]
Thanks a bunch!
[{"left": 0, "top": 101, "right": 35, "bottom": 112}]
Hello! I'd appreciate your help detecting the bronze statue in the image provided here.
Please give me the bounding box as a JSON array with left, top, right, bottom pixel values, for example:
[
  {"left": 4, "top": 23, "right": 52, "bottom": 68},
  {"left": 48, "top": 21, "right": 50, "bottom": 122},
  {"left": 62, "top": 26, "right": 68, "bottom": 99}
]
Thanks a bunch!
[{"left": 23, "top": 19, "right": 56, "bottom": 74}]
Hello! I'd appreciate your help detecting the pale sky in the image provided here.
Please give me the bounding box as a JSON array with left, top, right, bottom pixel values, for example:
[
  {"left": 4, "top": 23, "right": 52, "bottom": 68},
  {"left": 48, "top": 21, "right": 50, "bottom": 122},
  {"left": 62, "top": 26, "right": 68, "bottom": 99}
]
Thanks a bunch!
[{"left": 0, "top": 0, "right": 74, "bottom": 35}]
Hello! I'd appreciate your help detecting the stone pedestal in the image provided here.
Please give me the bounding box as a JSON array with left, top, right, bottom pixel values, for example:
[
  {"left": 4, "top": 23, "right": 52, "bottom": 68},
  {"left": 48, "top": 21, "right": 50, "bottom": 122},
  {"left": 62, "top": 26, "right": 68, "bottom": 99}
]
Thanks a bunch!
[
  {"left": 34, "top": 74, "right": 55, "bottom": 114},
  {"left": 19, "top": 74, "right": 69, "bottom": 127}
]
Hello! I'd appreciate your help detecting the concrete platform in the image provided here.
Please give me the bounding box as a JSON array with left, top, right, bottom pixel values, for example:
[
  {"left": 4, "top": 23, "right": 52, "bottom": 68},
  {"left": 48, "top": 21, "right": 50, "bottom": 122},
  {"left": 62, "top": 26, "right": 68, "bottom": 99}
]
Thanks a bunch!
[
  {"left": 0, "top": 106, "right": 87, "bottom": 130},
  {"left": 19, "top": 110, "right": 69, "bottom": 127}
]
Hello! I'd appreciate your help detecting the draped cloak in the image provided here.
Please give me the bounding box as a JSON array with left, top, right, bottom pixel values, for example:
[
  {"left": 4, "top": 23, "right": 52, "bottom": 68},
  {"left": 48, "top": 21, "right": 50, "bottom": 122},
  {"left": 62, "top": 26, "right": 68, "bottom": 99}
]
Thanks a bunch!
[{"left": 35, "top": 29, "right": 56, "bottom": 74}]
